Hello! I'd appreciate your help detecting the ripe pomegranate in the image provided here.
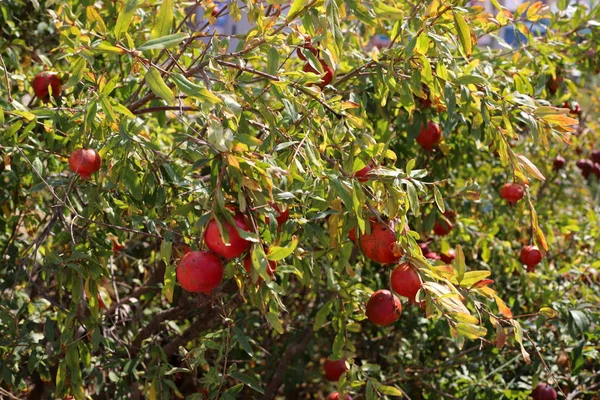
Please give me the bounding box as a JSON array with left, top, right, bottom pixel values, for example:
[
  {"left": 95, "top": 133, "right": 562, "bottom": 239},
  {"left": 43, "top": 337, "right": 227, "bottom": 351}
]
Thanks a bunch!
[
  {"left": 266, "top": 204, "right": 289, "bottom": 227},
  {"left": 348, "top": 227, "right": 357, "bottom": 242},
  {"left": 576, "top": 159, "right": 594, "bottom": 178},
  {"left": 359, "top": 219, "right": 403, "bottom": 264},
  {"left": 354, "top": 165, "right": 372, "bottom": 183},
  {"left": 563, "top": 101, "right": 581, "bottom": 116},
  {"left": 592, "top": 163, "right": 600, "bottom": 179},
  {"left": 520, "top": 245, "right": 542, "bottom": 272},
  {"left": 366, "top": 289, "right": 402, "bottom": 326},
  {"left": 418, "top": 242, "right": 432, "bottom": 255},
  {"left": 416, "top": 121, "right": 441, "bottom": 151},
  {"left": 547, "top": 75, "right": 563, "bottom": 95},
  {"left": 69, "top": 148, "right": 102, "bottom": 179},
  {"left": 424, "top": 252, "right": 441, "bottom": 261},
  {"left": 211, "top": 7, "right": 219, "bottom": 17},
  {"left": 552, "top": 156, "right": 566, "bottom": 171},
  {"left": 296, "top": 42, "right": 318, "bottom": 61},
  {"left": 433, "top": 220, "right": 453, "bottom": 236},
  {"left": 323, "top": 358, "right": 348, "bottom": 381},
  {"left": 303, "top": 60, "right": 334, "bottom": 88},
  {"left": 391, "top": 263, "right": 422, "bottom": 302},
  {"left": 416, "top": 84, "right": 432, "bottom": 108},
  {"left": 532, "top": 383, "right": 557, "bottom": 400},
  {"left": 243, "top": 253, "right": 277, "bottom": 277},
  {"left": 32, "top": 72, "right": 62, "bottom": 101},
  {"left": 176, "top": 251, "right": 224, "bottom": 294},
  {"left": 204, "top": 212, "right": 251, "bottom": 259},
  {"left": 327, "top": 393, "right": 352, "bottom": 400},
  {"left": 440, "top": 248, "right": 456, "bottom": 264},
  {"left": 591, "top": 150, "right": 600, "bottom": 164},
  {"left": 500, "top": 183, "right": 524, "bottom": 205}
]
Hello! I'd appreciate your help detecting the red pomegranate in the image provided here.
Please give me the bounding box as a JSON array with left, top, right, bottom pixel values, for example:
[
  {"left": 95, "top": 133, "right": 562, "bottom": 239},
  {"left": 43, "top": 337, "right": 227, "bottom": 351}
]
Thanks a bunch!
[
  {"left": 303, "top": 60, "right": 334, "bottom": 88},
  {"left": 416, "top": 121, "right": 441, "bottom": 151},
  {"left": 348, "top": 227, "right": 357, "bottom": 242},
  {"left": 354, "top": 165, "right": 372, "bottom": 183},
  {"left": 520, "top": 245, "right": 542, "bottom": 272},
  {"left": 440, "top": 248, "right": 456, "bottom": 264},
  {"left": 327, "top": 393, "right": 352, "bottom": 400},
  {"left": 243, "top": 253, "right": 277, "bottom": 277},
  {"left": 204, "top": 212, "right": 251, "bottom": 259},
  {"left": 391, "top": 263, "right": 422, "bottom": 302},
  {"left": 500, "top": 183, "right": 524, "bottom": 205},
  {"left": 323, "top": 358, "right": 348, "bottom": 381},
  {"left": 296, "top": 42, "right": 318, "bottom": 61},
  {"left": 69, "top": 148, "right": 102, "bottom": 179},
  {"left": 576, "top": 159, "right": 594, "bottom": 178},
  {"left": 433, "top": 220, "right": 453, "bottom": 236},
  {"left": 176, "top": 251, "right": 224, "bottom": 294},
  {"left": 418, "top": 242, "right": 432, "bottom": 255},
  {"left": 266, "top": 204, "right": 290, "bottom": 227},
  {"left": 359, "top": 219, "right": 403, "bottom": 264},
  {"left": 366, "top": 290, "right": 402, "bottom": 326},
  {"left": 424, "top": 252, "right": 441, "bottom": 261},
  {"left": 552, "top": 156, "right": 566, "bottom": 171},
  {"left": 591, "top": 150, "right": 600, "bottom": 164},
  {"left": 32, "top": 72, "right": 62, "bottom": 101},
  {"left": 532, "top": 382, "right": 557, "bottom": 400},
  {"left": 547, "top": 75, "right": 563, "bottom": 95}
]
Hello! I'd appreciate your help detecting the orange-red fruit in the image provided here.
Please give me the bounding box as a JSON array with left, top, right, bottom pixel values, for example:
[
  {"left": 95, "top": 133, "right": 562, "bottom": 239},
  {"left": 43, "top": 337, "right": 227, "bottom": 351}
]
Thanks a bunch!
[
  {"left": 176, "top": 251, "right": 224, "bottom": 294},
  {"left": 303, "top": 60, "right": 334, "bottom": 88},
  {"left": 440, "top": 249, "right": 456, "bottom": 264},
  {"left": 532, "top": 383, "right": 557, "bottom": 400},
  {"left": 359, "top": 219, "right": 402, "bottom": 264},
  {"left": 416, "top": 121, "right": 441, "bottom": 151},
  {"left": 327, "top": 393, "right": 352, "bottom": 400},
  {"left": 520, "top": 245, "right": 542, "bottom": 272},
  {"left": 433, "top": 220, "right": 453, "bottom": 236},
  {"left": 323, "top": 358, "right": 348, "bottom": 381},
  {"left": 69, "top": 148, "right": 102, "bottom": 179},
  {"left": 243, "top": 253, "right": 277, "bottom": 277},
  {"left": 266, "top": 204, "right": 290, "bottom": 227},
  {"left": 354, "top": 165, "right": 372, "bottom": 183},
  {"left": 348, "top": 227, "right": 357, "bottom": 242},
  {"left": 204, "top": 212, "right": 251, "bottom": 259},
  {"left": 296, "top": 43, "right": 318, "bottom": 61},
  {"left": 500, "top": 183, "right": 524, "bottom": 205},
  {"left": 32, "top": 72, "right": 62, "bottom": 101},
  {"left": 366, "top": 289, "right": 402, "bottom": 326},
  {"left": 391, "top": 263, "right": 422, "bottom": 302}
]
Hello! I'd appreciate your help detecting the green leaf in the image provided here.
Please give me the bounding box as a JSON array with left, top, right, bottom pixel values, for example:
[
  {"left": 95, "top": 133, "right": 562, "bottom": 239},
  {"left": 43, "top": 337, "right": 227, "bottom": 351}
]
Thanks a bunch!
[
  {"left": 455, "top": 270, "right": 491, "bottom": 287},
  {"left": 314, "top": 299, "right": 333, "bottom": 331},
  {"left": 229, "top": 371, "right": 265, "bottom": 394},
  {"left": 378, "top": 385, "right": 404, "bottom": 396},
  {"left": 456, "top": 323, "right": 487, "bottom": 339},
  {"left": 406, "top": 181, "right": 420, "bottom": 216},
  {"left": 266, "top": 312, "right": 284, "bottom": 334},
  {"left": 94, "top": 41, "right": 125, "bottom": 55},
  {"left": 145, "top": 67, "right": 175, "bottom": 104},
  {"left": 232, "top": 327, "right": 254, "bottom": 357},
  {"left": 433, "top": 186, "right": 445, "bottom": 213},
  {"left": 151, "top": 0, "right": 173, "bottom": 39},
  {"left": 114, "top": 0, "right": 139, "bottom": 40},
  {"left": 288, "top": 0, "right": 309, "bottom": 21},
  {"left": 454, "top": 245, "right": 466, "bottom": 283},
  {"left": 267, "top": 236, "right": 298, "bottom": 261},
  {"left": 139, "top": 32, "right": 189, "bottom": 51},
  {"left": 171, "top": 73, "right": 221, "bottom": 104},
  {"left": 163, "top": 263, "right": 176, "bottom": 303},
  {"left": 453, "top": 11, "right": 472, "bottom": 58},
  {"left": 539, "top": 307, "right": 558, "bottom": 319}
]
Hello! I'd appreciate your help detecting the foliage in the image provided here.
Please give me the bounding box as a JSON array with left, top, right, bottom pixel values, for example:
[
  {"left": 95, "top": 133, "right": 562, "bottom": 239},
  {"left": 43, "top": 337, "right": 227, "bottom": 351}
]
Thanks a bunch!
[{"left": 1, "top": 0, "right": 599, "bottom": 399}]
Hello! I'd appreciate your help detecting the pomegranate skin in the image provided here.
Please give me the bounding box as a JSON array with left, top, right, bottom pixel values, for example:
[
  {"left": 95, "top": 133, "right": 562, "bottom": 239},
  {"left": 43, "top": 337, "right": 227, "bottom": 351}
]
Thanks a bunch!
[
  {"left": 590, "top": 150, "right": 600, "bottom": 164},
  {"left": 416, "top": 121, "right": 441, "bottom": 151},
  {"left": 359, "top": 219, "right": 403, "bottom": 264},
  {"left": 348, "top": 227, "right": 357, "bottom": 242},
  {"left": 32, "top": 72, "right": 62, "bottom": 101},
  {"left": 204, "top": 212, "right": 251, "bottom": 259},
  {"left": 303, "top": 60, "right": 334, "bottom": 88},
  {"left": 69, "top": 148, "right": 102, "bottom": 179},
  {"left": 424, "top": 252, "right": 441, "bottom": 261},
  {"left": 243, "top": 253, "right": 276, "bottom": 277},
  {"left": 327, "top": 393, "right": 352, "bottom": 400},
  {"left": 296, "top": 43, "right": 318, "bottom": 61},
  {"left": 266, "top": 204, "right": 289, "bottom": 227},
  {"left": 176, "top": 251, "right": 224, "bottom": 294},
  {"left": 532, "top": 383, "right": 557, "bottom": 400},
  {"left": 433, "top": 220, "right": 453, "bottom": 236},
  {"left": 355, "top": 165, "right": 372, "bottom": 183},
  {"left": 552, "top": 156, "right": 566, "bottom": 171},
  {"left": 520, "top": 245, "right": 542, "bottom": 272},
  {"left": 500, "top": 183, "right": 524, "bottom": 205},
  {"left": 366, "top": 289, "right": 402, "bottom": 326},
  {"left": 391, "top": 263, "right": 422, "bottom": 302},
  {"left": 576, "top": 159, "right": 594, "bottom": 178},
  {"left": 440, "top": 249, "right": 456, "bottom": 264},
  {"left": 323, "top": 358, "right": 348, "bottom": 381}
]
